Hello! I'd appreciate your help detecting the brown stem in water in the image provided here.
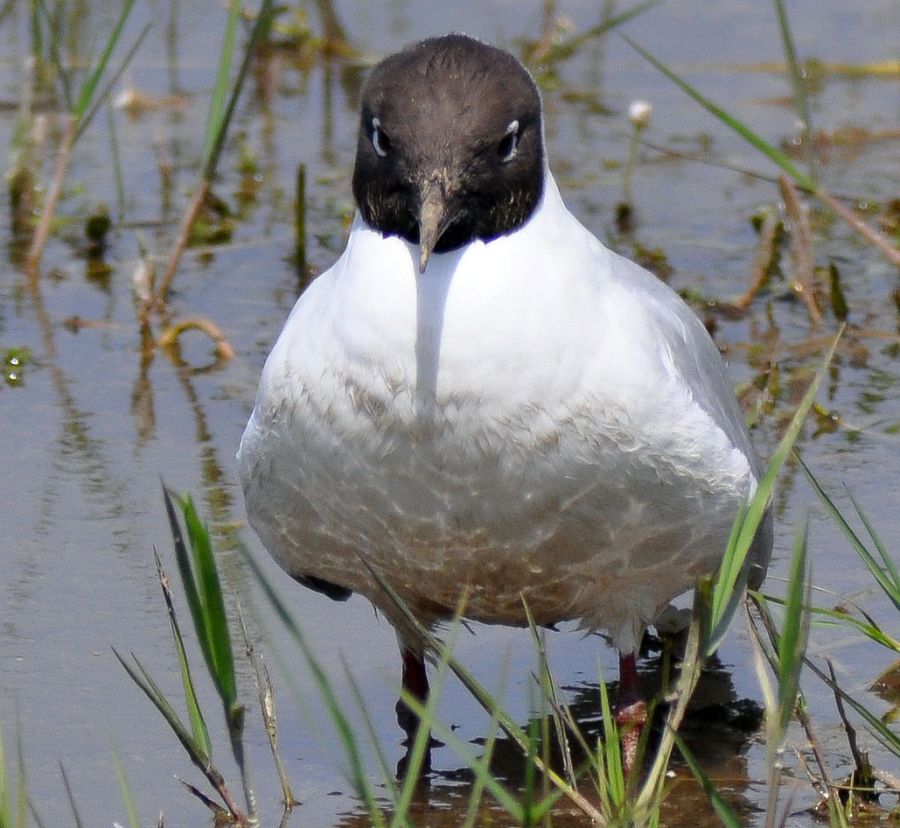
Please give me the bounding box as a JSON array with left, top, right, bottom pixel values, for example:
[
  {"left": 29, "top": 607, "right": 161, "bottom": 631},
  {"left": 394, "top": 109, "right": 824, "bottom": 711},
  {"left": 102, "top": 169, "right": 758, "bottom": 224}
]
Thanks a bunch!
[
  {"left": 157, "top": 315, "right": 235, "bottom": 362},
  {"left": 157, "top": 177, "right": 211, "bottom": 303},
  {"left": 816, "top": 188, "right": 900, "bottom": 268},
  {"left": 26, "top": 114, "right": 77, "bottom": 278},
  {"left": 780, "top": 175, "right": 822, "bottom": 327},
  {"left": 731, "top": 209, "right": 779, "bottom": 313}
]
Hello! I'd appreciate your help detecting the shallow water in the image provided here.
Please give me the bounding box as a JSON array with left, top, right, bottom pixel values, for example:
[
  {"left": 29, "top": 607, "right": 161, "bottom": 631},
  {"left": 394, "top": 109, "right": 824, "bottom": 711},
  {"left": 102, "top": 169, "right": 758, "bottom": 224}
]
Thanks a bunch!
[{"left": 1, "top": 1, "right": 897, "bottom": 825}]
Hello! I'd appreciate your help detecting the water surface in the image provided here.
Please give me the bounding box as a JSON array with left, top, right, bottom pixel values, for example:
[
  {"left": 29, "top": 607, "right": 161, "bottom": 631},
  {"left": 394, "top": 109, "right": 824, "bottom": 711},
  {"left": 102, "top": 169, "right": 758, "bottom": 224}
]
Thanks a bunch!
[{"left": 1, "top": 1, "right": 897, "bottom": 824}]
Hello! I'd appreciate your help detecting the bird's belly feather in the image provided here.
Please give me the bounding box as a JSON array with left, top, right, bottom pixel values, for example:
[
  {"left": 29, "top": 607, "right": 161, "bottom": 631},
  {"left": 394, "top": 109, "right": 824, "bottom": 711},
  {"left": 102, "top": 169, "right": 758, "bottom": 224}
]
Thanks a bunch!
[{"left": 240, "top": 352, "right": 753, "bottom": 649}]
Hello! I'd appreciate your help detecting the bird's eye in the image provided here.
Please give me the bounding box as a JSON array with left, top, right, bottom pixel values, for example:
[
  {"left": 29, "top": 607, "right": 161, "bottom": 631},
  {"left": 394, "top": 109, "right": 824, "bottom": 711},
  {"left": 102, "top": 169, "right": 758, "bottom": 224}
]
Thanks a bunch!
[
  {"left": 498, "top": 120, "right": 521, "bottom": 162},
  {"left": 371, "top": 117, "right": 391, "bottom": 158}
]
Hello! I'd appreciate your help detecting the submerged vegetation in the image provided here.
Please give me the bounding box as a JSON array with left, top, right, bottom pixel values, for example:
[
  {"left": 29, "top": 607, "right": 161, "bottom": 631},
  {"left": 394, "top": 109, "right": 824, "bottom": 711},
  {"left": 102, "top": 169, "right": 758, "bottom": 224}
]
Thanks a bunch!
[{"left": 1, "top": 0, "right": 897, "bottom": 825}]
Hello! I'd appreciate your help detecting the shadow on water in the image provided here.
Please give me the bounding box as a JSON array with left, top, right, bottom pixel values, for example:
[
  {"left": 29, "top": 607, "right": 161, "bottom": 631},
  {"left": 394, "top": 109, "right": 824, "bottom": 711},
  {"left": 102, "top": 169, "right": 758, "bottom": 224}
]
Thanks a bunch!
[{"left": 338, "top": 634, "right": 765, "bottom": 827}]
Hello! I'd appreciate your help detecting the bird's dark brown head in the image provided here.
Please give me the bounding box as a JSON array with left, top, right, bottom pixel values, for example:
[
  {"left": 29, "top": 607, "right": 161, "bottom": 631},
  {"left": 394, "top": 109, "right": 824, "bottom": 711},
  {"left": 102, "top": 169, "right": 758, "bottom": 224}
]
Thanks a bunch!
[{"left": 351, "top": 34, "right": 545, "bottom": 272}]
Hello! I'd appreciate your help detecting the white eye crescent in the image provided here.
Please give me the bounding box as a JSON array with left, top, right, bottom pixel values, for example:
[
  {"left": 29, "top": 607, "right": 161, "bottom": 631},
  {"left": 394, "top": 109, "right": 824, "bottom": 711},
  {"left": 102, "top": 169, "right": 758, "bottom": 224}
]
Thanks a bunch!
[
  {"left": 371, "top": 117, "right": 389, "bottom": 157},
  {"left": 499, "top": 119, "right": 520, "bottom": 162}
]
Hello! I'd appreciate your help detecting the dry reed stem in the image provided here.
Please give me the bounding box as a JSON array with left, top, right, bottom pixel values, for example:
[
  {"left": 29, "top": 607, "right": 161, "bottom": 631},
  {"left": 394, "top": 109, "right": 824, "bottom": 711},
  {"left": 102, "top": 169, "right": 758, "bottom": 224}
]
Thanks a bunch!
[
  {"left": 25, "top": 114, "right": 77, "bottom": 278},
  {"left": 237, "top": 604, "right": 298, "bottom": 810},
  {"left": 748, "top": 599, "right": 836, "bottom": 798},
  {"left": 732, "top": 209, "right": 779, "bottom": 312},
  {"left": 827, "top": 659, "right": 874, "bottom": 796},
  {"left": 639, "top": 139, "right": 900, "bottom": 268},
  {"left": 157, "top": 177, "right": 211, "bottom": 303},
  {"left": 157, "top": 316, "right": 236, "bottom": 362},
  {"left": 816, "top": 189, "right": 900, "bottom": 267},
  {"left": 780, "top": 175, "right": 822, "bottom": 327}
]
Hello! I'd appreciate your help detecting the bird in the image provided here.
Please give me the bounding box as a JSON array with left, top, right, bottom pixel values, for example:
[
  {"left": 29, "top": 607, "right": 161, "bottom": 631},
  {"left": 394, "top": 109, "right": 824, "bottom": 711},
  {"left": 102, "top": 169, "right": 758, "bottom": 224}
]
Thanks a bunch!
[{"left": 238, "top": 33, "right": 772, "bottom": 763}]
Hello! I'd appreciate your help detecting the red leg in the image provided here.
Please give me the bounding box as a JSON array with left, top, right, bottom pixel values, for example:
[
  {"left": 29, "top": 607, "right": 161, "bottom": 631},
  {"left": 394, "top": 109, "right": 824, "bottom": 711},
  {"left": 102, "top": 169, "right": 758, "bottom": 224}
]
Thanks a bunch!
[
  {"left": 615, "top": 650, "right": 647, "bottom": 774},
  {"left": 396, "top": 647, "right": 429, "bottom": 740}
]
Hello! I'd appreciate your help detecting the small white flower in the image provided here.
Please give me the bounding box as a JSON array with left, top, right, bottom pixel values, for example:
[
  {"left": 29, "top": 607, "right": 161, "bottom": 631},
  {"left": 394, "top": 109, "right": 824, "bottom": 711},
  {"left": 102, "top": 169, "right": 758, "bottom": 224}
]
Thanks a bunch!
[
  {"left": 132, "top": 258, "right": 156, "bottom": 304},
  {"left": 113, "top": 85, "right": 137, "bottom": 110},
  {"left": 628, "top": 100, "right": 653, "bottom": 129}
]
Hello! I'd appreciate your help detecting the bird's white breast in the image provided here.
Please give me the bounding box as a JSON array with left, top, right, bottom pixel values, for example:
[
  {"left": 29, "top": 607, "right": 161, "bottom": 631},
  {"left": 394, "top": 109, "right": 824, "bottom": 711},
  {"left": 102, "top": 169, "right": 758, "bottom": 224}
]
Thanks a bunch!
[{"left": 239, "top": 173, "right": 757, "bottom": 651}]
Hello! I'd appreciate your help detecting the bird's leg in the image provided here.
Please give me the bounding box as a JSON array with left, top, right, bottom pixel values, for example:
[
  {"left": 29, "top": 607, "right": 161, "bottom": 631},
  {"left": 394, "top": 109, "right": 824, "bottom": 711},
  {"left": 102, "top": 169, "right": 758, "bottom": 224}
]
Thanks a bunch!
[
  {"left": 396, "top": 646, "right": 430, "bottom": 741},
  {"left": 394, "top": 646, "right": 436, "bottom": 779},
  {"left": 615, "top": 650, "right": 647, "bottom": 775}
]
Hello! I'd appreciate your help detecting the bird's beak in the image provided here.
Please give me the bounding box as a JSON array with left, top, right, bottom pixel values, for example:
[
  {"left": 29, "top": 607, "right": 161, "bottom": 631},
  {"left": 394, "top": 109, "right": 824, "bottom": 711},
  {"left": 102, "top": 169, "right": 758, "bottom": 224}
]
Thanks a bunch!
[{"left": 417, "top": 177, "right": 453, "bottom": 273}]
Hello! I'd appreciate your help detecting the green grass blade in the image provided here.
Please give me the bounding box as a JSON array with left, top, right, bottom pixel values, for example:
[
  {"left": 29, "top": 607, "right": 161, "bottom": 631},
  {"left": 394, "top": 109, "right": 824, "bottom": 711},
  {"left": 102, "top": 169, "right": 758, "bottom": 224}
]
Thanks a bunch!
[
  {"left": 397, "top": 692, "right": 527, "bottom": 822},
  {"left": 154, "top": 550, "right": 213, "bottom": 758},
  {"left": 796, "top": 456, "right": 900, "bottom": 612},
  {"left": 111, "top": 745, "right": 140, "bottom": 828},
  {"left": 773, "top": 0, "right": 815, "bottom": 183},
  {"left": 674, "top": 734, "right": 742, "bottom": 828},
  {"left": 236, "top": 547, "right": 386, "bottom": 825},
  {"left": 201, "top": 0, "right": 240, "bottom": 169},
  {"left": 461, "top": 692, "right": 506, "bottom": 828},
  {"left": 72, "top": 0, "right": 134, "bottom": 122},
  {"left": 352, "top": 555, "right": 604, "bottom": 821},
  {"left": 634, "top": 586, "right": 707, "bottom": 815},
  {"left": 759, "top": 593, "right": 899, "bottom": 653},
  {"left": 177, "top": 494, "right": 238, "bottom": 714},
  {"left": 0, "top": 712, "right": 22, "bottom": 828},
  {"left": 707, "top": 329, "right": 842, "bottom": 650},
  {"left": 163, "top": 487, "right": 204, "bottom": 645},
  {"left": 34, "top": 0, "right": 72, "bottom": 111},
  {"left": 540, "top": 0, "right": 661, "bottom": 62},
  {"left": 339, "top": 658, "right": 399, "bottom": 806},
  {"left": 621, "top": 34, "right": 817, "bottom": 192},
  {"left": 113, "top": 649, "right": 211, "bottom": 769},
  {"left": 776, "top": 519, "right": 811, "bottom": 740},
  {"left": 524, "top": 601, "right": 576, "bottom": 786},
  {"left": 393, "top": 616, "right": 462, "bottom": 825},
  {"left": 202, "top": 0, "right": 275, "bottom": 178},
  {"left": 73, "top": 21, "right": 151, "bottom": 142},
  {"left": 596, "top": 666, "right": 625, "bottom": 812},
  {"left": 804, "top": 658, "right": 900, "bottom": 758},
  {"left": 848, "top": 492, "right": 899, "bottom": 597}
]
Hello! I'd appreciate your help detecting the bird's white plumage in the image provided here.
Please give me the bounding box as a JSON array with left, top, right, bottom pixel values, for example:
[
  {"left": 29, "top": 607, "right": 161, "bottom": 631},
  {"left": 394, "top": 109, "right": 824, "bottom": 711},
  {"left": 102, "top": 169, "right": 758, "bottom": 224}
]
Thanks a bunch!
[{"left": 239, "top": 171, "right": 760, "bottom": 653}]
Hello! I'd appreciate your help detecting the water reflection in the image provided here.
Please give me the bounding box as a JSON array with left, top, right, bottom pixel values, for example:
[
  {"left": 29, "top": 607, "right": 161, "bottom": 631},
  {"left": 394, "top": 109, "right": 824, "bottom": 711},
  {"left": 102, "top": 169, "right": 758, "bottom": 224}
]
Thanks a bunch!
[{"left": 340, "top": 635, "right": 764, "bottom": 827}]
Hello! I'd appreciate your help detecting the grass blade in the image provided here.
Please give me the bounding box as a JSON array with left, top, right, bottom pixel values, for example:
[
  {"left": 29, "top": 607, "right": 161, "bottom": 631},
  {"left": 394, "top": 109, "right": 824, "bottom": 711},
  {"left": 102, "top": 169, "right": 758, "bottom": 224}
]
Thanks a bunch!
[
  {"left": 776, "top": 520, "right": 811, "bottom": 742},
  {"left": 201, "top": 0, "right": 240, "bottom": 169},
  {"left": 396, "top": 692, "right": 528, "bottom": 822},
  {"left": 111, "top": 745, "right": 140, "bottom": 828},
  {"left": 235, "top": 546, "right": 387, "bottom": 826},
  {"left": 596, "top": 663, "right": 626, "bottom": 815},
  {"left": 339, "top": 658, "right": 399, "bottom": 807},
  {"left": 163, "top": 488, "right": 238, "bottom": 716},
  {"left": 674, "top": 734, "right": 742, "bottom": 828},
  {"left": 202, "top": 0, "right": 275, "bottom": 178},
  {"left": 707, "top": 329, "right": 842, "bottom": 649},
  {"left": 114, "top": 648, "right": 209, "bottom": 767},
  {"left": 154, "top": 549, "right": 213, "bottom": 758},
  {"left": 114, "top": 649, "right": 248, "bottom": 821},
  {"left": 773, "top": 0, "right": 815, "bottom": 182},
  {"left": 621, "top": 34, "right": 816, "bottom": 191},
  {"left": 796, "top": 456, "right": 900, "bottom": 612},
  {"left": 537, "top": 0, "right": 661, "bottom": 62},
  {"left": 34, "top": 0, "right": 72, "bottom": 111},
  {"left": 180, "top": 495, "right": 238, "bottom": 712},
  {"left": 848, "top": 493, "right": 898, "bottom": 589},
  {"left": 356, "top": 557, "right": 605, "bottom": 822},
  {"left": 760, "top": 593, "right": 899, "bottom": 653},
  {"left": 804, "top": 658, "right": 900, "bottom": 758},
  {"left": 72, "top": 0, "right": 134, "bottom": 123},
  {"left": 73, "top": 21, "right": 152, "bottom": 142}
]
